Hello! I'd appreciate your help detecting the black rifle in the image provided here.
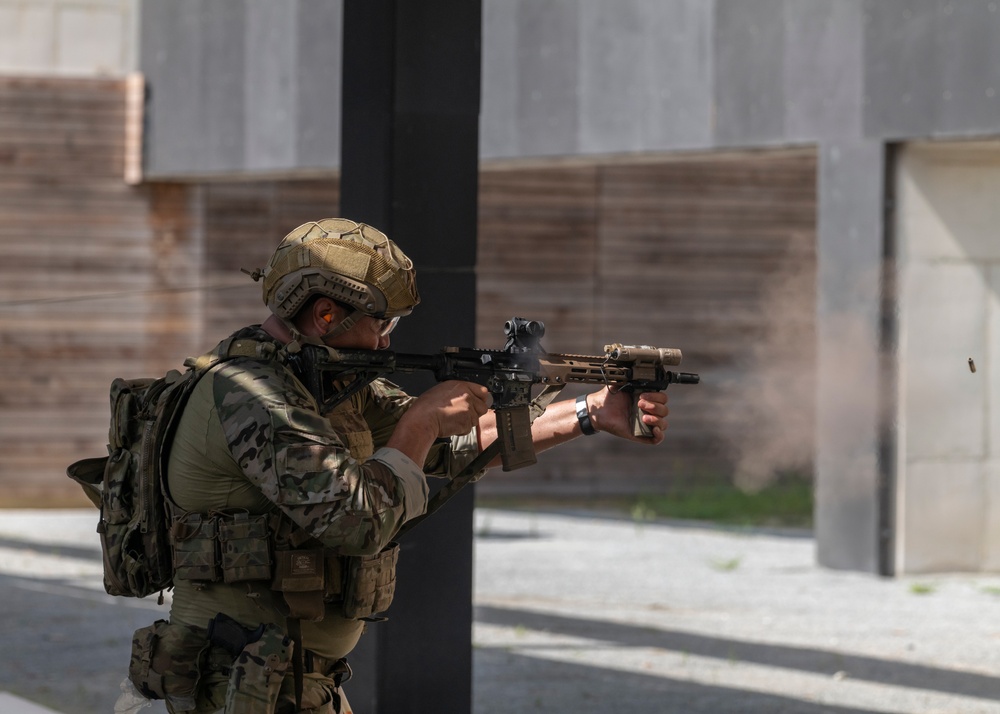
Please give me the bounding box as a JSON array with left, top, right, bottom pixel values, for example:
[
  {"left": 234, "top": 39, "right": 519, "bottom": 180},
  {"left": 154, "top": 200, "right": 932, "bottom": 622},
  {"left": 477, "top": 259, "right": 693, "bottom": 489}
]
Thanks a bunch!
[{"left": 292, "top": 317, "right": 699, "bottom": 472}]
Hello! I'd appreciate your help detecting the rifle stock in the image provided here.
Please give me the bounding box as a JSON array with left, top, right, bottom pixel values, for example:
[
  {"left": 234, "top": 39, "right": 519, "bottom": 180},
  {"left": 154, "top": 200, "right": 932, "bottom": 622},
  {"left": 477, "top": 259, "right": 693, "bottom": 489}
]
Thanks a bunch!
[{"left": 299, "top": 318, "right": 700, "bottom": 471}]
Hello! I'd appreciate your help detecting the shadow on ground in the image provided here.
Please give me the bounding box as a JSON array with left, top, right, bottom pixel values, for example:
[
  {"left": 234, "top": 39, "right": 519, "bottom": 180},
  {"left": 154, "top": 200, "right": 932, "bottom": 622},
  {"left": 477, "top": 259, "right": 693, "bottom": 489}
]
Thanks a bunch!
[
  {"left": 475, "top": 604, "right": 1000, "bottom": 705},
  {"left": 474, "top": 644, "right": 894, "bottom": 714},
  {"left": 0, "top": 573, "right": 167, "bottom": 714}
]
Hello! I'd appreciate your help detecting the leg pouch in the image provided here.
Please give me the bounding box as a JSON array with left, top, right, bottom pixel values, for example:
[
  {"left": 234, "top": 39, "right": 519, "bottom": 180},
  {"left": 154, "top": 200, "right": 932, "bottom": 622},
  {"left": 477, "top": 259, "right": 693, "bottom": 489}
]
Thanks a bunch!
[
  {"left": 129, "top": 619, "right": 209, "bottom": 713},
  {"left": 224, "top": 623, "right": 292, "bottom": 714},
  {"left": 342, "top": 542, "right": 399, "bottom": 620}
]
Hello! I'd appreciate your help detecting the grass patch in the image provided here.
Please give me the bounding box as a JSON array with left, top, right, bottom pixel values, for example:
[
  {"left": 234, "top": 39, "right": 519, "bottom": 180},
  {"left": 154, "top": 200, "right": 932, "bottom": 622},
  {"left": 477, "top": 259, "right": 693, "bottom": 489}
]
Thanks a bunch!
[
  {"left": 477, "top": 475, "right": 814, "bottom": 529},
  {"left": 631, "top": 478, "right": 813, "bottom": 528},
  {"left": 709, "top": 556, "right": 742, "bottom": 572}
]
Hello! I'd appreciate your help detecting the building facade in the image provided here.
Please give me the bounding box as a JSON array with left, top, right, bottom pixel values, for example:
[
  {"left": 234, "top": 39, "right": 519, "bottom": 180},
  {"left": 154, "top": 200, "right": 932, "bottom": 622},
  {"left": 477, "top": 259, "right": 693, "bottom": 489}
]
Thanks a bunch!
[{"left": 3, "top": 0, "right": 1000, "bottom": 577}]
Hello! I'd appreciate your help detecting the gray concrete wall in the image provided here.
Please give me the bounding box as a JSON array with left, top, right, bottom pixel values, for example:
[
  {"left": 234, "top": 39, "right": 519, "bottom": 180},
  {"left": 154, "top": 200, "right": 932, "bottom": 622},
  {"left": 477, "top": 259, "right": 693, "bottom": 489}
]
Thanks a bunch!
[
  {"left": 865, "top": 2, "right": 1000, "bottom": 141},
  {"left": 0, "top": 0, "right": 138, "bottom": 76},
  {"left": 139, "top": 0, "right": 872, "bottom": 174},
  {"left": 814, "top": 140, "right": 886, "bottom": 574},
  {"left": 480, "top": 0, "right": 868, "bottom": 159},
  {"left": 140, "top": 0, "right": 342, "bottom": 178},
  {"left": 480, "top": 1, "right": 1000, "bottom": 158},
  {"left": 893, "top": 141, "right": 1000, "bottom": 573},
  {"left": 136, "top": 1, "right": 1000, "bottom": 168}
]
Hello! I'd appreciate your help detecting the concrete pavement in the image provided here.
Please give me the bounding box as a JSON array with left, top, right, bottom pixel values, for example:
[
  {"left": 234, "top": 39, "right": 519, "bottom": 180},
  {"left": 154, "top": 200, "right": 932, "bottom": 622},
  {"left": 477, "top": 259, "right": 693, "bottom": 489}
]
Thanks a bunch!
[
  {"left": 471, "top": 509, "right": 1000, "bottom": 713},
  {"left": 0, "top": 693, "right": 63, "bottom": 714},
  {"left": 1, "top": 508, "right": 999, "bottom": 713}
]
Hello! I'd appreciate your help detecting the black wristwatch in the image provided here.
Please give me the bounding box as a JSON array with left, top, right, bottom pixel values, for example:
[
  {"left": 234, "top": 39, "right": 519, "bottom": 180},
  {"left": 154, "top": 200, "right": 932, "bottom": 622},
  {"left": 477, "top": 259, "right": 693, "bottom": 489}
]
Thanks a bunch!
[{"left": 575, "top": 394, "right": 596, "bottom": 436}]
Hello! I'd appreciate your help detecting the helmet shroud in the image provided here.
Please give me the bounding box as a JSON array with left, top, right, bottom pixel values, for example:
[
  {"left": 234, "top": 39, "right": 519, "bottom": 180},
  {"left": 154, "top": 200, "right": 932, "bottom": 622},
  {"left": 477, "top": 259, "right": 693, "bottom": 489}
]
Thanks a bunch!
[
  {"left": 254, "top": 218, "right": 419, "bottom": 345},
  {"left": 261, "top": 218, "right": 419, "bottom": 318}
]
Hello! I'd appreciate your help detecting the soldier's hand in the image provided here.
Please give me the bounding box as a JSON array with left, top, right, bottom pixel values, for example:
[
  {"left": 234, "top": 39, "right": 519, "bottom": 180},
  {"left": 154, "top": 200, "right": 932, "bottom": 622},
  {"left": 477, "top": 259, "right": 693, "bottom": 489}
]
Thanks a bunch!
[
  {"left": 586, "top": 388, "right": 668, "bottom": 444},
  {"left": 407, "top": 381, "right": 491, "bottom": 438},
  {"left": 388, "top": 382, "right": 490, "bottom": 468}
]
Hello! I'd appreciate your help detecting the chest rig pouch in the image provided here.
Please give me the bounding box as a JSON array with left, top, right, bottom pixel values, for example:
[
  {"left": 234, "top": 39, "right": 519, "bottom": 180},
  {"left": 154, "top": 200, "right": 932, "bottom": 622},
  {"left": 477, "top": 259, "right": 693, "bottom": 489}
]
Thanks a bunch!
[
  {"left": 173, "top": 513, "right": 400, "bottom": 622},
  {"left": 171, "top": 385, "right": 399, "bottom": 621}
]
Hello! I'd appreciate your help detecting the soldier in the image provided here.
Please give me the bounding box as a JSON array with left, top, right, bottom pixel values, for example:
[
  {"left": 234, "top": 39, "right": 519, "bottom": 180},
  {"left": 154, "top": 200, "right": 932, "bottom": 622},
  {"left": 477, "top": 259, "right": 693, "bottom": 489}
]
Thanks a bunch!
[{"left": 124, "top": 218, "right": 668, "bottom": 714}]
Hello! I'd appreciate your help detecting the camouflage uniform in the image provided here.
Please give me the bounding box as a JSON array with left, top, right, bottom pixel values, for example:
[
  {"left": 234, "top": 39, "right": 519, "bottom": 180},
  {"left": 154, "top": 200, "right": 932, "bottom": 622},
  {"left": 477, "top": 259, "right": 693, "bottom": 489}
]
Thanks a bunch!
[{"left": 150, "top": 326, "right": 480, "bottom": 713}]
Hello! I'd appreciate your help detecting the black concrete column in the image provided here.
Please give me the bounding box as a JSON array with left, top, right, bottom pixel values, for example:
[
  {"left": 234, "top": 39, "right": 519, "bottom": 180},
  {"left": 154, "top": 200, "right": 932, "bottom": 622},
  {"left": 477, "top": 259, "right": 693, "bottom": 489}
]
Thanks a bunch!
[{"left": 339, "top": 1, "right": 481, "bottom": 712}]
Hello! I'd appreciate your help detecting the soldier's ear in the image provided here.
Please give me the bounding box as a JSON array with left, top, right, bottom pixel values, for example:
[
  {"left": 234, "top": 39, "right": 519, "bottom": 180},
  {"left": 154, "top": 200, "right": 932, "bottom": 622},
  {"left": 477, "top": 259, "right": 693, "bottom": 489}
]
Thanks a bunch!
[{"left": 312, "top": 297, "right": 342, "bottom": 330}]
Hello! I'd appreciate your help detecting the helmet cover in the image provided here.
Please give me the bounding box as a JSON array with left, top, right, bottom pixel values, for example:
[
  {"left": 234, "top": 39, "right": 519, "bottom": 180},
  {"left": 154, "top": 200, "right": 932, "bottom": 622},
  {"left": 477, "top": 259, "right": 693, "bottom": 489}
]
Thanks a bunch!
[{"left": 260, "top": 218, "right": 419, "bottom": 320}]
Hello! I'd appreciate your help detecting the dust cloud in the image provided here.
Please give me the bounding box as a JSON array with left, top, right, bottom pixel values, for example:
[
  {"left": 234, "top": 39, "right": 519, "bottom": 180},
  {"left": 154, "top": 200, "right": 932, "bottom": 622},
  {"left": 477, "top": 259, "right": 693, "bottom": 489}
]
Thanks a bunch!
[{"left": 721, "top": 260, "right": 818, "bottom": 493}]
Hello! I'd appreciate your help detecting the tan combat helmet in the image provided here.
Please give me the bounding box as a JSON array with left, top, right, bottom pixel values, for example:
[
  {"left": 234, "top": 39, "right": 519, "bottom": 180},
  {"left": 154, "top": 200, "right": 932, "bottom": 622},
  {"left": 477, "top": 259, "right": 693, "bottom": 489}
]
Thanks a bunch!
[{"left": 251, "top": 218, "right": 419, "bottom": 344}]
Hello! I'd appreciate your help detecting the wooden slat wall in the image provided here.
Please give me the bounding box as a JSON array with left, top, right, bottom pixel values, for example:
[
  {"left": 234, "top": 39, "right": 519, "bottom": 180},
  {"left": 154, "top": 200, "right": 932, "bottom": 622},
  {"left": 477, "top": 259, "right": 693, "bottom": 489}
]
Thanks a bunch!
[
  {"left": 476, "top": 166, "right": 600, "bottom": 352},
  {"left": 197, "top": 179, "right": 341, "bottom": 341},
  {"left": 0, "top": 75, "right": 814, "bottom": 503},
  {"left": 477, "top": 151, "right": 818, "bottom": 495},
  {"left": 0, "top": 73, "right": 339, "bottom": 505},
  {"left": 0, "top": 77, "right": 200, "bottom": 505}
]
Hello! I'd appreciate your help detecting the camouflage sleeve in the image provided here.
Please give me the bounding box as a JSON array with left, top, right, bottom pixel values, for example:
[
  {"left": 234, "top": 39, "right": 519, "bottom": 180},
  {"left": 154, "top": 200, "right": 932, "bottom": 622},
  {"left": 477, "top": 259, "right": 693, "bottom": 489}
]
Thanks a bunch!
[
  {"left": 424, "top": 430, "right": 486, "bottom": 481},
  {"left": 366, "top": 378, "right": 486, "bottom": 479},
  {"left": 212, "top": 361, "right": 428, "bottom": 556},
  {"left": 365, "top": 378, "right": 416, "bottom": 449}
]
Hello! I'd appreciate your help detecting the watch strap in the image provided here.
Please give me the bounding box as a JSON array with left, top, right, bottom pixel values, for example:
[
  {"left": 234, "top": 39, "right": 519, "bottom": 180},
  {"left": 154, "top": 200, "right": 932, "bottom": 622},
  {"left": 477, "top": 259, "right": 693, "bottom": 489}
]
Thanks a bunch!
[{"left": 575, "top": 394, "right": 596, "bottom": 436}]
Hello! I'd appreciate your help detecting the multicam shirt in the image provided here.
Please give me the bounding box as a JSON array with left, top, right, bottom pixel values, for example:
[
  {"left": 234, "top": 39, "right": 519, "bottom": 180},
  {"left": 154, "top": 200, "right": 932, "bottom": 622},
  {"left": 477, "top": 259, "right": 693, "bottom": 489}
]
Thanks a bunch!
[{"left": 166, "top": 326, "right": 481, "bottom": 661}]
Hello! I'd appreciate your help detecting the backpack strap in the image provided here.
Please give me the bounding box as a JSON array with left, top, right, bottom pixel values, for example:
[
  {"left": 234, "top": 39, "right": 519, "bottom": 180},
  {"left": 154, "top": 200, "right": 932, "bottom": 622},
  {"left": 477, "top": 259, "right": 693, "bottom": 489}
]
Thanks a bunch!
[
  {"left": 185, "top": 335, "right": 282, "bottom": 372},
  {"left": 165, "top": 336, "right": 286, "bottom": 520}
]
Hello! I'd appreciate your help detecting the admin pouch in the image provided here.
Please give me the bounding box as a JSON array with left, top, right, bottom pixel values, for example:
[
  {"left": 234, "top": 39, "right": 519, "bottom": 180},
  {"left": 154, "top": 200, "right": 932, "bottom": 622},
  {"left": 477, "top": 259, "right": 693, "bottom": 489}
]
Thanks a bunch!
[{"left": 268, "top": 541, "right": 399, "bottom": 622}]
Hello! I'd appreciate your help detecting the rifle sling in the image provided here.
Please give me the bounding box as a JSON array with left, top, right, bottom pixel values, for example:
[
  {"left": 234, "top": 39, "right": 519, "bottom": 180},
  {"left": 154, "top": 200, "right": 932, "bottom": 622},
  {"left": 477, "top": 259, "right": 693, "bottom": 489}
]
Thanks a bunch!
[
  {"left": 397, "top": 440, "right": 500, "bottom": 537},
  {"left": 287, "top": 616, "right": 304, "bottom": 711}
]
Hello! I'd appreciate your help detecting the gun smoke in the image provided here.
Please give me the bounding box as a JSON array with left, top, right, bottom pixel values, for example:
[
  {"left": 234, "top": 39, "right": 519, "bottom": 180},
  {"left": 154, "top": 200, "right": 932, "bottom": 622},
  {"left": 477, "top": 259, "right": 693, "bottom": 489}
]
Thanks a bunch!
[{"left": 720, "top": 260, "right": 817, "bottom": 493}]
